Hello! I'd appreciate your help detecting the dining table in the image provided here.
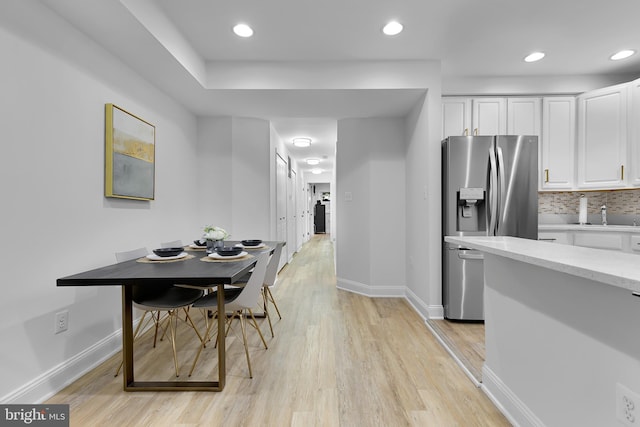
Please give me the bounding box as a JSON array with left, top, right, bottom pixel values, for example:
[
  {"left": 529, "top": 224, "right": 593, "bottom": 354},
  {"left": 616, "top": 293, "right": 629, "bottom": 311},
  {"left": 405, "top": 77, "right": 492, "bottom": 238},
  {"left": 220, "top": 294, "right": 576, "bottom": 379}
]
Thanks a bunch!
[{"left": 56, "top": 241, "right": 279, "bottom": 392}]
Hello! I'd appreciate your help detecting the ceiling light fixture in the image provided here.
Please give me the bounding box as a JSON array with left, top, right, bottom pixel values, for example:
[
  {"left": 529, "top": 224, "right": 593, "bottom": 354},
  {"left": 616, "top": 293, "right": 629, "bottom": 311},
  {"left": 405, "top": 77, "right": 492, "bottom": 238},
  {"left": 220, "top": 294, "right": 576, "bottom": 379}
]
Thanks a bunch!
[
  {"left": 310, "top": 168, "right": 323, "bottom": 175},
  {"left": 233, "top": 23, "right": 254, "bottom": 38},
  {"left": 610, "top": 50, "right": 635, "bottom": 61},
  {"left": 524, "top": 52, "right": 545, "bottom": 62},
  {"left": 382, "top": 21, "right": 403, "bottom": 36},
  {"left": 306, "top": 158, "right": 321, "bottom": 165},
  {"left": 292, "top": 137, "right": 311, "bottom": 148}
]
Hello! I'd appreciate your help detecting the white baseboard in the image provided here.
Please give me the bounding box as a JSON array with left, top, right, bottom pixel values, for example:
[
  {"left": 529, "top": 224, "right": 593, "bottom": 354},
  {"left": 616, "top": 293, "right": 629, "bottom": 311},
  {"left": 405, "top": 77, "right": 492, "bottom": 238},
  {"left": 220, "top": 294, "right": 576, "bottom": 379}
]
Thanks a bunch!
[
  {"left": 481, "top": 365, "right": 546, "bottom": 427},
  {"left": 1, "top": 330, "right": 122, "bottom": 404},
  {"left": 336, "top": 277, "right": 405, "bottom": 297},
  {"left": 404, "top": 287, "right": 444, "bottom": 320}
]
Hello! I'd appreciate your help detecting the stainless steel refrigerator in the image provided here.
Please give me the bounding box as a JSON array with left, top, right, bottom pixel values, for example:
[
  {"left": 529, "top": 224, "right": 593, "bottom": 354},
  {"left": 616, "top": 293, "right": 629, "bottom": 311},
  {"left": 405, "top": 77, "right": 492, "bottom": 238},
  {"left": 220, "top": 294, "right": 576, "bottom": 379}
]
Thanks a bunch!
[{"left": 442, "top": 135, "right": 538, "bottom": 320}]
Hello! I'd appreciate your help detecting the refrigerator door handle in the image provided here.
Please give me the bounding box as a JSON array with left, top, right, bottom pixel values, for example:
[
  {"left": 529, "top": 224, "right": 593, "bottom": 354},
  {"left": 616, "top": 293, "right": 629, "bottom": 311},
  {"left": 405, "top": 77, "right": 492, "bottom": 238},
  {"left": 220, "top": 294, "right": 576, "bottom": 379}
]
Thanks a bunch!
[
  {"left": 457, "top": 249, "right": 484, "bottom": 260},
  {"left": 496, "top": 146, "right": 507, "bottom": 235},
  {"left": 488, "top": 147, "right": 498, "bottom": 235}
]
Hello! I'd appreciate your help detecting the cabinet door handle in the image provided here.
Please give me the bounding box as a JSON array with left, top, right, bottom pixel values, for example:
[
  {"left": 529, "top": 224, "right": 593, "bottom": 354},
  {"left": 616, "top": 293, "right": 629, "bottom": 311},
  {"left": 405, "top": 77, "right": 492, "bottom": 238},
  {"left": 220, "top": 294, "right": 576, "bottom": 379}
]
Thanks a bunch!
[
  {"left": 544, "top": 168, "right": 549, "bottom": 183},
  {"left": 621, "top": 165, "right": 625, "bottom": 180},
  {"left": 474, "top": 128, "right": 478, "bottom": 136},
  {"left": 633, "top": 291, "right": 640, "bottom": 298}
]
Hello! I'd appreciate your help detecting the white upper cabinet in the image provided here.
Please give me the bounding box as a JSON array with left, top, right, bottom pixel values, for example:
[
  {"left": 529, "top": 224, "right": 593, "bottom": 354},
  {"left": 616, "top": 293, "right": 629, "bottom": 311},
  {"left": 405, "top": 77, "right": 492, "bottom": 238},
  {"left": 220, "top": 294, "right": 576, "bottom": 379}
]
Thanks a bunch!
[
  {"left": 629, "top": 78, "right": 640, "bottom": 186},
  {"left": 472, "top": 98, "right": 506, "bottom": 135},
  {"left": 442, "top": 97, "right": 512, "bottom": 138},
  {"left": 441, "top": 98, "right": 472, "bottom": 139},
  {"left": 577, "top": 83, "right": 628, "bottom": 189},
  {"left": 507, "top": 98, "right": 541, "bottom": 136},
  {"left": 541, "top": 97, "right": 576, "bottom": 190}
]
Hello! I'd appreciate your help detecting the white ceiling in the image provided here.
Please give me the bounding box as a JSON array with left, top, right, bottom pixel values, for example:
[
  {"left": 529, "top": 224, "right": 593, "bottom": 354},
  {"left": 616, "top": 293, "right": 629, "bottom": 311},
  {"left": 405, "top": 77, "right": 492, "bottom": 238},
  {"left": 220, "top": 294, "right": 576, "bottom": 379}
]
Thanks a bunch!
[{"left": 37, "top": 0, "right": 640, "bottom": 176}]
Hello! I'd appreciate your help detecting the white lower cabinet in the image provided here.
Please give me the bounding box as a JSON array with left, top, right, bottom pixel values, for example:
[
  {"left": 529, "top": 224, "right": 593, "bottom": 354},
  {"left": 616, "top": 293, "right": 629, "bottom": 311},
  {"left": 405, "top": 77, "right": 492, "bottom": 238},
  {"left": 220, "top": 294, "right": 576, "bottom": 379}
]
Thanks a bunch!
[
  {"left": 573, "top": 232, "right": 624, "bottom": 251},
  {"left": 538, "top": 232, "right": 572, "bottom": 245},
  {"left": 539, "top": 229, "right": 640, "bottom": 254}
]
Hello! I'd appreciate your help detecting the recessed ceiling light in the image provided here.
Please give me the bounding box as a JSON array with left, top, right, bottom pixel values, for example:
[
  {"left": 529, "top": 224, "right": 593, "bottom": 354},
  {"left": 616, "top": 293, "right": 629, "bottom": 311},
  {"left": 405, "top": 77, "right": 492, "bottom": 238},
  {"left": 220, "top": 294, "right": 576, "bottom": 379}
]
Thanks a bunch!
[
  {"left": 382, "top": 21, "right": 403, "bottom": 36},
  {"left": 610, "top": 50, "right": 635, "bottom": 61},
  {"left": 524, "top": 52, "right": 545, "bottom": 62},
  {"left": 292, "top": 137, "right": 311, "bottom": 148},
  {"left": 306, "top": 158, "right": 321, "bottom": 165},
  {"left": 310, "top": 168, "right": 323, "bottom": 175},
  {"left": 233, "top": 23, "right": 254, "bottom": 38}
]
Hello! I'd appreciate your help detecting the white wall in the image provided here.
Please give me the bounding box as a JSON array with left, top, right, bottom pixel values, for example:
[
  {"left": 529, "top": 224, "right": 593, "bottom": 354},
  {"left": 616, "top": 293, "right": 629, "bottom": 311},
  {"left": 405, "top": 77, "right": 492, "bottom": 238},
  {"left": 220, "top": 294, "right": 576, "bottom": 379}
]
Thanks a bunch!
[
  {"left": 196, "top": 117, "right": 233, "bottom": 233},
  {"left": 336, "top": 118, "right": 407, "bottom": 296},
  {"left": 0, "top": 7, "right": 199, "bottom": 402},
  {"left": 231, "top": 117, "right": 271, "bottom": 239},
  {"left": 196, "top": 117, "right": 272, "bottom": 241},
  {"left": 404, "top": 63, "right": 443, "bottom": 319}
]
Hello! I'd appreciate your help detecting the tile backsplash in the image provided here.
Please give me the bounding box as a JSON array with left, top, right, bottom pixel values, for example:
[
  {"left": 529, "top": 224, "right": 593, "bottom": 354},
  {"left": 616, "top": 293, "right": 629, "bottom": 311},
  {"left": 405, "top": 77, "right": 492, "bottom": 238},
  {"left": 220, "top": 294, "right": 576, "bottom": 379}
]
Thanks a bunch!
[{"left": 539, "top": 189, "right": 640, "bottom": 215}]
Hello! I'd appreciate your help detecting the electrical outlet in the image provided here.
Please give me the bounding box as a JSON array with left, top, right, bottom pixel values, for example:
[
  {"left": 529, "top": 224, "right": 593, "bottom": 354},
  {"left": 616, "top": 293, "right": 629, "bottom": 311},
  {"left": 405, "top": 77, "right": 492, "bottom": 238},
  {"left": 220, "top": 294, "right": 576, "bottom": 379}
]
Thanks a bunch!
[
  {"left": 617, "top": 383, "right": 640, "bottom": 426},
  {"left": 54, "top": 310, "right": 68, "bottom": 334}
]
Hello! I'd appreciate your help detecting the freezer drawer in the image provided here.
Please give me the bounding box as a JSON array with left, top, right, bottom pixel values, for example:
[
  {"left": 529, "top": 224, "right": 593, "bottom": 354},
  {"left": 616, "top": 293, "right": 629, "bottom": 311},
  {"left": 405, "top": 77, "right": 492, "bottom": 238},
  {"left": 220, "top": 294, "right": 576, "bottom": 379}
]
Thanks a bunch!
[{"left": 443, "top": 245, "right": 485, "bottom": 320}]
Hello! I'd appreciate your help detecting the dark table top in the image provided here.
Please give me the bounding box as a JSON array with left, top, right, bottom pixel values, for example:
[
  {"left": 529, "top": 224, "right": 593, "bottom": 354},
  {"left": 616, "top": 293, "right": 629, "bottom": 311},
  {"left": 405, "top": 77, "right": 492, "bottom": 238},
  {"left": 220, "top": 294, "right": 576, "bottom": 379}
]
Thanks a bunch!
[{"left": 56, "top": 241, "right": 279, "bottom": 287}]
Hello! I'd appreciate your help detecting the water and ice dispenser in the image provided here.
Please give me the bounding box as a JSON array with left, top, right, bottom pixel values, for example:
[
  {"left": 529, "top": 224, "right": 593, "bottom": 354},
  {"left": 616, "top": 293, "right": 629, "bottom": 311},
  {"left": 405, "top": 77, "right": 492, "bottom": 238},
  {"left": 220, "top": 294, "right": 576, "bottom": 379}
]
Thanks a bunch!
[{"left": 457, "top": 187, "right": 486, "bottom": 232}]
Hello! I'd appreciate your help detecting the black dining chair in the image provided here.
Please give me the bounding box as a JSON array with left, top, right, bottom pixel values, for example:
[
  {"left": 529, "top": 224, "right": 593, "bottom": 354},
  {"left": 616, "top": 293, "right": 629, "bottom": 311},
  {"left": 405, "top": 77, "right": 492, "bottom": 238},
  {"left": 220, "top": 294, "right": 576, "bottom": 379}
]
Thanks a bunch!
[
  {"left": 188, "top": 252, "right": 271, "bottom": 378},
  {"left": 114, "top": 247, "right": 204, "bottom": 377}
]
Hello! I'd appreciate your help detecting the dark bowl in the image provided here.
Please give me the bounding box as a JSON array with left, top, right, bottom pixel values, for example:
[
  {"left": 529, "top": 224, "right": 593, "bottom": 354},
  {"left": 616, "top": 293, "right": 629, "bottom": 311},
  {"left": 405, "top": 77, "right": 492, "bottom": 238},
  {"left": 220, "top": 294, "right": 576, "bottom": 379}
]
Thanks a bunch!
[
  {"left": 193, "top": 239, "right": 207, "bottom": 247},
  {"left": 215, "top": 246, "right": 243, "bottom": 257},
  {"left": 153, "top": 247, "right": 184, "bottom": 257},
  {"left": 241, "top": 239, "right": 262, "bottom": 247}
]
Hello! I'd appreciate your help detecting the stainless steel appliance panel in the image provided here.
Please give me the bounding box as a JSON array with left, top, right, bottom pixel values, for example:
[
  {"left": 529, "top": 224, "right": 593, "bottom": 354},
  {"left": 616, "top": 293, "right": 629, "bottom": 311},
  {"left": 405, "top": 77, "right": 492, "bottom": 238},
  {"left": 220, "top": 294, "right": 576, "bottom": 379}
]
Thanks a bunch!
[
  {"left": 442, "top": 135, "right": 538, "bottom": 320},
  {"left": 488, "top": 135, "right": 538, "bottom": 239},
  {"left": 443, "top": 243, "right": 484, "bottom": 320},
  {"left": 442, "top": 136, "right": 492, "bottom": 237}
]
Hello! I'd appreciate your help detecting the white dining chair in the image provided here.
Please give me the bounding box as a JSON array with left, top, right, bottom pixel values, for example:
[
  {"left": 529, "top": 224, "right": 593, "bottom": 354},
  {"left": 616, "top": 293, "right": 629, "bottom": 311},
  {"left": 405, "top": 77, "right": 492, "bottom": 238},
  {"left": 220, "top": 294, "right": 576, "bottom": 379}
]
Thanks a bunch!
[
  {"left": 226, "top": 242, "right": 285, "bottom": 337},
  {"left": 188, "top": 252, "right": 271, "bottom": 378},
  {"left": 114, "top": 247, "right": 204, "bottom": 377},
  {"left": 260, "top": 242, "right": 285, "bottom": 337}
]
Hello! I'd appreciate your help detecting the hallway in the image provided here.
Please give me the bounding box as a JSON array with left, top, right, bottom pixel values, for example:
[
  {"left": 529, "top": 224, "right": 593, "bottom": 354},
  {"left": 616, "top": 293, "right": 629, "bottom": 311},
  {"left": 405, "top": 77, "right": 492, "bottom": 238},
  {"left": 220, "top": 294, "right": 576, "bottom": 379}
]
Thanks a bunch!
[{"left": 47, "top": 235, "right": 509, "bottom": 426}]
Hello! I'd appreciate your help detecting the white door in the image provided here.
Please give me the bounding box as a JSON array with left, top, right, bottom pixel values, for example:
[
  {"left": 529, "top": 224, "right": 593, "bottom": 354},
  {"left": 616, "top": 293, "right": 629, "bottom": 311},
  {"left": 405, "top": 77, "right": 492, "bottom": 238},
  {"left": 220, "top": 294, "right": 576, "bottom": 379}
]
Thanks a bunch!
[
  {"left": 307, "top": 184, "right": 314, "bottom": 239},
  {"left": 577, "top": 84, "right": 628, "bottom": 188},
  {"left": 472, "top": 98, "right": 506, "bottom": 135},
  {"left": 287, "top": 169, "right": 297, "bottom": 261},
  {"left": 541, "top": 97, "right": 576, "bottom": 189},
  {"left": 297, "top": 179, "right": 307, "bottom": 247},
  {"left": 275, "top": 154, "right": 287, "bottom": 253}
]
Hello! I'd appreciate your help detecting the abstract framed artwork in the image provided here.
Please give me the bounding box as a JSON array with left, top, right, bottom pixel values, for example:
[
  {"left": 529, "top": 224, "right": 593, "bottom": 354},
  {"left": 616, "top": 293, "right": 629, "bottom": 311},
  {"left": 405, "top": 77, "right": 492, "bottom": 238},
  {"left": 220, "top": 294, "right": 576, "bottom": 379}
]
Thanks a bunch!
[{"left": 105, "top": 104, "right": 155, "bottom": 200}]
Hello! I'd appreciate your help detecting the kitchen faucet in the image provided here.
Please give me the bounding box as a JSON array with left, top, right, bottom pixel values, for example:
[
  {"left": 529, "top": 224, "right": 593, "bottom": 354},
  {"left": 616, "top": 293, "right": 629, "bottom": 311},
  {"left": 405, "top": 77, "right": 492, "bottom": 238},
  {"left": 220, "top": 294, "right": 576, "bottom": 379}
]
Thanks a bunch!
[{"left": 600, "top": 205, "right": 607, "bottom": 226}]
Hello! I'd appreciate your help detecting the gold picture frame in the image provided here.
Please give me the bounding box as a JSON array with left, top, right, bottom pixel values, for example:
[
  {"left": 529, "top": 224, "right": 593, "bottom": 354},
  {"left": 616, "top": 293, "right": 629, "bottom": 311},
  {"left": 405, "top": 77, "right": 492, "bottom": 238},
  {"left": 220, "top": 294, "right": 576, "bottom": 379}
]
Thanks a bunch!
[{"left": 105, "top": 104, "right": 155, "bottom": 200}]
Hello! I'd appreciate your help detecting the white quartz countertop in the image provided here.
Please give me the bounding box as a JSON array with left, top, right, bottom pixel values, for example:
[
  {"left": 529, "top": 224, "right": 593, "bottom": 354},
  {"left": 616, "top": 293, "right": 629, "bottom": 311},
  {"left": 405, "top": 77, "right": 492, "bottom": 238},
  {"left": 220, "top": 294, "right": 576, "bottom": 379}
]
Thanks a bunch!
[
  {"left": 445, "top": 236, "right": 640, "bottom": 293},
  {"left": 539, "top": 224, "right": 640, "bottom": 233}
]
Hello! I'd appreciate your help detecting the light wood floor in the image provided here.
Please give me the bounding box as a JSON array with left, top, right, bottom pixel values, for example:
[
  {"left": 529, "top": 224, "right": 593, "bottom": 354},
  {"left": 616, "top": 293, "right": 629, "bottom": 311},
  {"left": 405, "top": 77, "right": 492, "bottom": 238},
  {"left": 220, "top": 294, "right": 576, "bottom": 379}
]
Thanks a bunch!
[
  {"left": 47, "top": 235, "right": 510, "bottom": 427},
  {"left": 426, "top": 319, "right": 486, "bottom": 384}
]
